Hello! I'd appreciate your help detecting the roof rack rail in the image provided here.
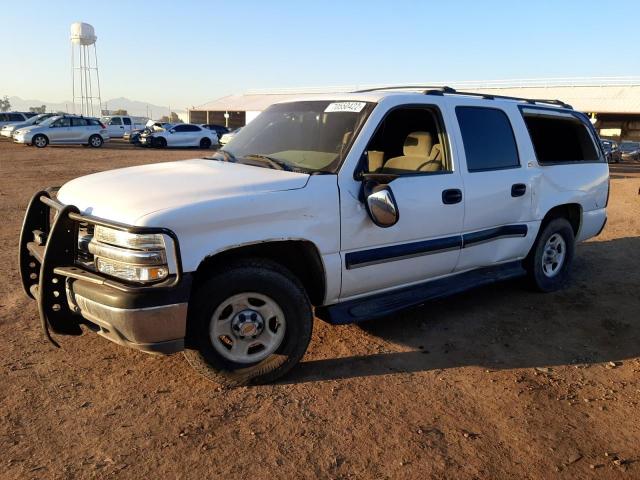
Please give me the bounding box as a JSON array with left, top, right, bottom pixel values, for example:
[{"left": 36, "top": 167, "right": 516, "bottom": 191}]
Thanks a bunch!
[
  {"left": 353, "top": 85, "right": 456, "bottom": 93},
  {"left": 424, "top": 88, "right": 573, "bottom": 109},
  {"left": 352, "top": 84, "right": 573, "bottom": 109}
]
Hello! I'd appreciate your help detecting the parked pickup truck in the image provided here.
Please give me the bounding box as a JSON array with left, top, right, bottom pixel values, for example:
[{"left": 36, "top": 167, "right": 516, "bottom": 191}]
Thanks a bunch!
[
  {"left": 19, "top": 86, "right": 609, "bottom": 386},
  {"left": 99, "top": 115, "right": 147, "bottom": 138}
]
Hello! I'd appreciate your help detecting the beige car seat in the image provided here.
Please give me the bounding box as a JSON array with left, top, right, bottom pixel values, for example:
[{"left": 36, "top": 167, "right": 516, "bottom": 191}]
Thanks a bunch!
[{"left": 384, "top": 132, "right": 443, "bottom": 172}]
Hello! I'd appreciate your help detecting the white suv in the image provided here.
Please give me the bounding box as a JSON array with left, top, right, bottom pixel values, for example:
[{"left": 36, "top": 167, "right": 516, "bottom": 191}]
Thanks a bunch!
[{"left": 19, "top": 86, "right": 609, "bottom": 386}]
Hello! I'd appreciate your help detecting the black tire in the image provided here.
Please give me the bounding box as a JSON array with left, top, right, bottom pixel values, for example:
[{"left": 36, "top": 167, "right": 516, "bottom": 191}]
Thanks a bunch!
[
  {"left": 156, "top": 137, "right": 167, "bottom": 148},
  {"left": 199, "top": 137, "right": 212, "bottom": 149},
  {"left": 183, "top": 258, "right": 313, "bottom": 386},
  {"left": 88, "top": 135, "right": 103, "bottom": 148},
  {"left": 524, "top": 217, "right": 575, "bottom": 292},
  {"left": 32, "top": 134, "right": 48, "bottom": 148}
]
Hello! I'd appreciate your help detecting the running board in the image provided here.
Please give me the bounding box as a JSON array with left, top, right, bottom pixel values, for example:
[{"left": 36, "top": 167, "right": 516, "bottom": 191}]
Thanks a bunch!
[{"left": 316, "top": 261, "right": 526, "bottom": 325}]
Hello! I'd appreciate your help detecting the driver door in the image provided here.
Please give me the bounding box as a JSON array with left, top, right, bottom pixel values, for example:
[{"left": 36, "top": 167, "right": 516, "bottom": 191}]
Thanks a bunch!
[
  {"left": 48, "top": 117, "right": 73, "bottom": 143},
  {"left": 339, "top": 104, "right": 465, "bottom": 299}
]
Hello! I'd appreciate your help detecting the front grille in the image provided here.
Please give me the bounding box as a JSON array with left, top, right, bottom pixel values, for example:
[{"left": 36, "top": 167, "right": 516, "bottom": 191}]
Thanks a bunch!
[{"left": 76, "top": 223, "right": 95, "bottom": 269}]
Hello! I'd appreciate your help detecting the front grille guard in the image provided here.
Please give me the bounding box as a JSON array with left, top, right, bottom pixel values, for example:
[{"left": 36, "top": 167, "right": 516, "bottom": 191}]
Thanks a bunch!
[{"left": 18, "top": 187, "right": 184, "bottom": 347}]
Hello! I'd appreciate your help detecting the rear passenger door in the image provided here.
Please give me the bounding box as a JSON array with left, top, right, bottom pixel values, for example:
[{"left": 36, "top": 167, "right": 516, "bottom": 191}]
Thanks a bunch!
[
  {"left": 452, "top": 105, "right": 535, "bottom": 271},
  {"left": 70, "top": 117, "right": 89, "bottom": 141}
]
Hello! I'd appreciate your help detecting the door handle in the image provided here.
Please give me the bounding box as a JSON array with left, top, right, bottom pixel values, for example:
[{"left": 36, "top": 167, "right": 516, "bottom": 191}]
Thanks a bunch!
[
  {"left": 511, "top": 183, "right": 527, "bottom": 197},
  {"left": 442, "top": 188, "right": 463, "bottom": 204}
]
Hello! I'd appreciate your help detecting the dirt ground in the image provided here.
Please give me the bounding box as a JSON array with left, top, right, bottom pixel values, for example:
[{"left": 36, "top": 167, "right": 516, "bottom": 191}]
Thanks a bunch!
[{"left": 1, "top": 139, "right": 639, "bottom": 479}]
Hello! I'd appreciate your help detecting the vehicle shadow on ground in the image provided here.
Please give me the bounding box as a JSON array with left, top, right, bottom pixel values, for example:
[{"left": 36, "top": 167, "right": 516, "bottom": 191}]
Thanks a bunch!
[{"left": 284, "top": 236, "right": 640, "bottom": 384}]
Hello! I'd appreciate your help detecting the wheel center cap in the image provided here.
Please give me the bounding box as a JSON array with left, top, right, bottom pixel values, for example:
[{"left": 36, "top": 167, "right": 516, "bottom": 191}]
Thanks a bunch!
[{"left": 231, "top": 309, "right": 264, "bottom": 338}]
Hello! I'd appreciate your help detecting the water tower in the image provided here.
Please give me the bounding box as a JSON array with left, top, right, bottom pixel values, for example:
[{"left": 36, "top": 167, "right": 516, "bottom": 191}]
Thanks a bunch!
[{"left": 70, "top": 22, "right": 102, "bottom": 116}]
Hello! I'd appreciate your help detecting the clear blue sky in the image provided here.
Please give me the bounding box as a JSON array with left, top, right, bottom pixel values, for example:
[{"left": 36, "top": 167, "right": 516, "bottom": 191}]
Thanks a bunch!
[{"left": 2, "top": 0, "right": 639, "bottom": 109}]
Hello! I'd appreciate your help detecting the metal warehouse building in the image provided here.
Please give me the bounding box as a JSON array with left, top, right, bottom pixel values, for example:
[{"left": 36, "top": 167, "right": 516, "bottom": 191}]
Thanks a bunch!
[{"left": 189, "top": 78, "right": 640, "bottom": 140}]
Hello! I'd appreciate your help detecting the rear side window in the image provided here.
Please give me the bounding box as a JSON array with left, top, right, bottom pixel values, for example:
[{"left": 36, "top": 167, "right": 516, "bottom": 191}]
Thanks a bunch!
[
  {"left": 522, "top": 110, "right": 600, "bottom": 163},
  {"left": 8, "top": 113, "right": 24, "bottom": 121},
  {"left": 123, "top": 117, "right": 131, "bottom": 125},
  {"left": 456, "top": 107, "right": 519, "bottom": 172},
  {"left": 72, "top": 117, "right": 88, "bottom": 127},
  {"left": 0, "top": 114, "right": 7, "bottom": 121}
]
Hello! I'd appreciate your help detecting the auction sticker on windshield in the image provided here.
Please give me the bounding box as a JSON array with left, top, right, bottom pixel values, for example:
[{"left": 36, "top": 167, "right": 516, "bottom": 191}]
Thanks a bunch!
[{"left": 324, "top": 102, "right": 367, "bottom": 113}]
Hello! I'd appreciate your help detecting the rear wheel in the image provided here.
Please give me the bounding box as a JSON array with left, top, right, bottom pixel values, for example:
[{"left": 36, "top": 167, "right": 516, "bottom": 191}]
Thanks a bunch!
[
  {"left": 199, "top": 137, "right": 212, "bottom": 149},
  {"left": 88, "top": 135, "right": 103, "bottom": 148},
  {"left": 524, "top": 218, "right": 575, "bottom": 292},
  {"left": 183, "top": 259, "right": 313, "bottom": 386},
  {"left": 32, "top": 134, "right": 48, "bottom": 148}
]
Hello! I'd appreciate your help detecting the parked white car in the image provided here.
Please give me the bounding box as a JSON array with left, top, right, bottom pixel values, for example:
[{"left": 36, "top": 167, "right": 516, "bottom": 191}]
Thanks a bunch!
[
  {"left": 0, "top": 112, "right": 36, "bottom": 128},
  {"left": 19, "top": 87, "right": 609, "bottom": 386},
  {"left": 99, "top": 115, "right": 147, "bottom": 138},
  {"left": 219, "top": 127, "right": 242, "bottom": 145},
  {"left": 139, "top": 123, "right": 218, "bottom": 148},
  {"left": 1, "top": 113, "right": 57, "bottom": 138},
  {"left": 14, "top": 115, "right": 109, "bottom": 148}
]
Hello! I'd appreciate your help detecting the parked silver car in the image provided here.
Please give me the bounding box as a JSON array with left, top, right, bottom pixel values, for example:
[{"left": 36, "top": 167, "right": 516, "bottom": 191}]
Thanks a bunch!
[
  {"left": 0, "top": 112, "right": 37, "bottom": 128},
  {"left": 13, "top": 115, "right": 110, "bottom": 148},
  {"left": 1, "top": 113, "right": 57, "bottom": 138}
]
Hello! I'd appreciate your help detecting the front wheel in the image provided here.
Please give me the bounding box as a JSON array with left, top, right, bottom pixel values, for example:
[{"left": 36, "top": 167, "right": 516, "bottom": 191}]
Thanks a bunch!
[
  {"left": 32, "top": 134, "right": 48, "bottom": 148},
  {"left": 155, "top": 137, "right": 167, "bottom": 148},
  {"left": 88, "top": 135, "right": 103, "bottom": 148},
  {"left": 524, "top": 218, "right": 575, "bottom": 292},
  {"left": 183, "top": 259, "right": 313, "bottom": 386}
]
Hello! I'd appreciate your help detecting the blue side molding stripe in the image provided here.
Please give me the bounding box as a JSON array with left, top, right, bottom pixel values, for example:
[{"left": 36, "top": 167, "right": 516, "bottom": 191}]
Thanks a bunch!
[
  {"left": 462, "top": 224, "right": 528, "bottom": 247},
  {"left": 345, "top": 235, "right": 461, "bottom": 270},
  {"left": 344, "top": 224, "right": 528, "bottom": 270}
]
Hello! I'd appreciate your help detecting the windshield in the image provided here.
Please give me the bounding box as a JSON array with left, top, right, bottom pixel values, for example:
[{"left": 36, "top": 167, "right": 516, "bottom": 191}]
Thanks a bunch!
[
  {"left": 36, "top": 116, "right": 61, "bottom": 127},
  {"left": 208, "top": 100, "right": 374, "bottom": 173},
  {"left": 620, "top": 142, "right": 640, "bottom": 151}
]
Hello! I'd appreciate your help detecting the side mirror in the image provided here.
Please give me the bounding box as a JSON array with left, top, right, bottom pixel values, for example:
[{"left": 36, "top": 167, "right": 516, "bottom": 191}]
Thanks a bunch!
[{"left": 362, "top": 179, "right": 399, "bottom": 228}]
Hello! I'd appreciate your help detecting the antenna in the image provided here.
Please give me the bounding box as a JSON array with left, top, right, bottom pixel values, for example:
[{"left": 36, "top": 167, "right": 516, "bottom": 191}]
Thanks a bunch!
[{"left": 70, "top": 22, "right": 102, "bottom": 117}]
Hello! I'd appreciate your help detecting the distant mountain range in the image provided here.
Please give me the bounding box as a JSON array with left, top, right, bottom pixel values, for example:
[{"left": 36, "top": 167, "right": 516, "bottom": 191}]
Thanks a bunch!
[{"left": 6, "top": 96, "right": 187, "bottom": 119}]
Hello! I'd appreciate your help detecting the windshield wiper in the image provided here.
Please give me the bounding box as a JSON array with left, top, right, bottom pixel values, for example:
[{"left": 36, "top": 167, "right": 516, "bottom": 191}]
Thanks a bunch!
[{"left": 243, "top": 154, "right": 295, "bottom": 171}]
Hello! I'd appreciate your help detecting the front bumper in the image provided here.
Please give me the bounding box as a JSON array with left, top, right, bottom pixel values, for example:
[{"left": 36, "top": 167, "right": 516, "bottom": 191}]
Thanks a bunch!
[
  {"left": 1, "top": 129, "right": 14, "bottom": 138},
  {"left": 19, "top": 188, "right": 190, "bottom": 354},
  {"left": 14, "top": 133, "right": 29, "bottom": 144}
]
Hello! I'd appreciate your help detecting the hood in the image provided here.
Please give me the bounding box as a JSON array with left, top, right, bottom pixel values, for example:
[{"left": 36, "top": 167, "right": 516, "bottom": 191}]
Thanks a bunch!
[
  {"left": 2, "top": 122, "right": 25, "bottom": 131},
  {"left": 56, "top": 159, "right": 310, "bottom": 225}
]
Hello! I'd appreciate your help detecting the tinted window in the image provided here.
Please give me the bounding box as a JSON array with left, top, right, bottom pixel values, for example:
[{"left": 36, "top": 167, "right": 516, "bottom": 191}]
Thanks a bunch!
[
  {"left": 123, "top": 117, "right": 131, "bottom": 125},
  {"left": 72, "top": 117, "right": 88, "bottom": 127},
  {"left": 8, "top": 113, "right": 24, "bottom": 121},
  {"left": 53, "top": 117, "right": 72, "bottom": 127},
  {"left": 456, "top": 107, "right": 519, "bottom": 172},
  {"left": 0, "top": 114, "right": 7, "bottom": 121},
  {"left": 87, "top": 118, "right": 102, "bottom": 126},
  {"left": 187, "top": 125, "right": 201, "bottom": 132},
  {"left": 173, "top": 125, "right": 189, "bottom": 132},
  {"left": 110, "top": 117, "right": 122, "bottom": 125},
  {"left": 523, "top": 111, "right": 599, "bottom": 163}
]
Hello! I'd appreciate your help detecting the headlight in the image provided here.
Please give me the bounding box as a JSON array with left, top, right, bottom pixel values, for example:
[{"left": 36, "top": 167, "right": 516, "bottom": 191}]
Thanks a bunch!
[
  {"left": 90, "top": 226, "right": 170, "bottom": 283},
  {"left": 94, "top": 225, "right": 165, "bottom": 249}
]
